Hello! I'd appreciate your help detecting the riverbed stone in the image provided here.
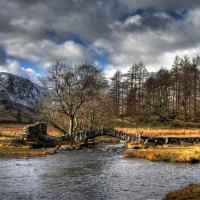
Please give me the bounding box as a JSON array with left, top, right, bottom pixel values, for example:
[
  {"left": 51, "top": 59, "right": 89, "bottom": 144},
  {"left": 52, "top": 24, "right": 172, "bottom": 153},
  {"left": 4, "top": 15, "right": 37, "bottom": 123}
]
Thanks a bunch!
[
  {"left": 58, "top": 145, "right": 74, "bottom": 151},
  {"left": 98, "top": 147, "right": 117, "bottom": 152}
]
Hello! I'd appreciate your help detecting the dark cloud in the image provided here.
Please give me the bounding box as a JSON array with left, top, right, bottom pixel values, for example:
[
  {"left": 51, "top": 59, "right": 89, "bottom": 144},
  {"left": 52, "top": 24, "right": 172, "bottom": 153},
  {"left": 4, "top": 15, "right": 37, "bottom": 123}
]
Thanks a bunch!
[
  {"left": 0, "top": 0, "right": 200, "bottom": 76},
  {"left": 119, "top": 0, "right": 200, "bottom": 11},
  {"left": 0, "top": 0, "right": 200, "bottom": 42},
  {"left": 121, "top": 14, "right": 173, "bottom": 33},
  {"left": 142, "top": 15, "right": 171, "bottom": 30},
  {"left": 0, "top": 47, "right": 6, "bottom": 65},
  {"left": 0, "top": 0, "right": 114, "bottom": 41}
]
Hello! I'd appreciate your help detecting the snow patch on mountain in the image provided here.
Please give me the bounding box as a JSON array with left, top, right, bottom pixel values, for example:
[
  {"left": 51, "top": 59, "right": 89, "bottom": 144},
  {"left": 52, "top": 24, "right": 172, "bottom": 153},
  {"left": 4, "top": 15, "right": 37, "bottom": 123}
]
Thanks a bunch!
[{"left": 0, "top": 72, "right": 43, "bottom": 109}]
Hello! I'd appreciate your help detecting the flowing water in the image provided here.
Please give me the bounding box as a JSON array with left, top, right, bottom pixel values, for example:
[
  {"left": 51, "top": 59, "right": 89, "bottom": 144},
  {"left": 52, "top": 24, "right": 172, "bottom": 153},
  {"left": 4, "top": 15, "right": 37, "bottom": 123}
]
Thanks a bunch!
[{"left": 0, "top": 143, "right": 200, "bottom": 200}]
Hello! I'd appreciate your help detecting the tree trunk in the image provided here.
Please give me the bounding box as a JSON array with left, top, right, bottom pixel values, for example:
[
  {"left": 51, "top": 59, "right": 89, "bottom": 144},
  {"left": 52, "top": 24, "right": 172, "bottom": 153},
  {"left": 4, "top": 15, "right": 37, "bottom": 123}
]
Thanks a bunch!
[
  {"left": 69, "top": 115, "right": 75, "bottom": 134},
  {"left": 194, "top": 65, "right": 197, "bottom": 121}
]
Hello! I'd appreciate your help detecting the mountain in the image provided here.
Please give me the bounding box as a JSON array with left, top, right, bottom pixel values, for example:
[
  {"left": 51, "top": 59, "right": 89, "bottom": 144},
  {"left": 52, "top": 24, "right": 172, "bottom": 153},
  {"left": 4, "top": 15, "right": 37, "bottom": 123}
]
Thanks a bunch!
[{"left": 0, "top": 72, "right": 43, "bottom": 123}]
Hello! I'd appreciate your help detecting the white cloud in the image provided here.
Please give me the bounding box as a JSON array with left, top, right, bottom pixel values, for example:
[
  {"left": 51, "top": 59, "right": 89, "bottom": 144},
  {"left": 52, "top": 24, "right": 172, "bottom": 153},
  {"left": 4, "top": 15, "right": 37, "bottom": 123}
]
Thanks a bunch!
[
  {"left": 93, "top": 7, "right": 200, "bottom": 73},
  {"left": 0, "top": 59, "right": 40, "bottom": 83},
  {"left": 93, "top": 39, "right": 115, "bottom": 55},
  {"left": 124, "top": 15, "right": 141, "bottom": 26},
  {"left": 103, "top": 64, "right": 130, "bottom": 78},
  {"left": 3, "top": 39, "right": 90, "bottom": 69}
]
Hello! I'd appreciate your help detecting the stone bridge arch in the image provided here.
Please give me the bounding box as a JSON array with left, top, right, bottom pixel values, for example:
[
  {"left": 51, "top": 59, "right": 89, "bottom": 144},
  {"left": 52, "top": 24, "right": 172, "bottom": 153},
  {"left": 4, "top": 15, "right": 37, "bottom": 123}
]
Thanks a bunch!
[{"left": 71, "top": 129, "right": 141, "bottom": 143}]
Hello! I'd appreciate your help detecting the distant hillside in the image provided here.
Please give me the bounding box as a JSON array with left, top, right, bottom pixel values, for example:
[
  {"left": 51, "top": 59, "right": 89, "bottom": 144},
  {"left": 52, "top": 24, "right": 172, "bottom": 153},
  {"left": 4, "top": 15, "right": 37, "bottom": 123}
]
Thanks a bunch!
[{"left": 0, "top": 72, "right": 43, "bottom": 123}]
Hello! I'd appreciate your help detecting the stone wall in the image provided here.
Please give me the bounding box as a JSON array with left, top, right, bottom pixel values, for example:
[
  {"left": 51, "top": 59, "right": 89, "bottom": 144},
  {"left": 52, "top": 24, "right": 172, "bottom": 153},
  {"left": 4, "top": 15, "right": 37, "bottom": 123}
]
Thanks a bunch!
[
  {"left": 71, "top": 129, "right": 200, "bottom": 145},
  {"left": 141, "top": 136, "right": 200, "bottom": 145},
  {"left": 23, "top": 122, "right": 47, "bottom": 142}
]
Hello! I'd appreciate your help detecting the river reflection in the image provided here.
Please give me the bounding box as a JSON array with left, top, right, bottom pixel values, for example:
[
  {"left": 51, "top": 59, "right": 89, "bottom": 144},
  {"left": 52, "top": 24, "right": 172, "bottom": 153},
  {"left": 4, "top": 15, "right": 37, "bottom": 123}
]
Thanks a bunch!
[{"left": 0, "top": 143, "right": 200, "bottom": 200}]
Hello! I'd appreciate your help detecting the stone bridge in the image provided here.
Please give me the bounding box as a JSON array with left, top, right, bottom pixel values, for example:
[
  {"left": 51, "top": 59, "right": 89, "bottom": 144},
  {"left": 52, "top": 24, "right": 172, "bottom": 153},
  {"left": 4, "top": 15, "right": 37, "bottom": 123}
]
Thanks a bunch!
[
  {"left": 67, "top": 129, "right": 141, "bottom": 143},
  {"left": 22, "top": 122, "right": 200, "bottom": 146},
  {"left": 22, "top": 122, "right": 141, "bottom": 144}
]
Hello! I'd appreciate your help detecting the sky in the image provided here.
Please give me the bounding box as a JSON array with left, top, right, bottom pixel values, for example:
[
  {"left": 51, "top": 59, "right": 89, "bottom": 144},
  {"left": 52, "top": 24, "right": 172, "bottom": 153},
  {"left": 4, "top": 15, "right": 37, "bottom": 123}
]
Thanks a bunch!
[{"left": 0, "top": 0, "right": 200, "bottom": 83}]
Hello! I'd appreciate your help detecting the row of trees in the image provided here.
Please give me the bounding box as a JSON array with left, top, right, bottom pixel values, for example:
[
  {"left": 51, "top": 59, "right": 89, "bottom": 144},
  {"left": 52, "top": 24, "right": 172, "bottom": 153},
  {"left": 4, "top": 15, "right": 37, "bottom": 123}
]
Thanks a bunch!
[
  {"left": 41, "top": 55, "right": 200, "bottom": 135},
  {"left": 109, "top": 55, "right": 200, "bottom": 122}
]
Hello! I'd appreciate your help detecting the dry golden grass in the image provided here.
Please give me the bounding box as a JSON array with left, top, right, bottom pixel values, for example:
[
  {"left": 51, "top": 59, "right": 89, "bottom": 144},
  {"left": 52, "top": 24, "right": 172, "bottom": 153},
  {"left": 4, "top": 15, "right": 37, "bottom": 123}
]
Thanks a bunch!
[
  {"left": 163, "top": 183, "right": 200, "bottom": 200},
  {"left": 0, "top": 129, "right": 56, "bottom": 158},
  {"left": 0, "top": 136, "right": 14, "bottom": 141},
  {"left": 124, "top": 145, "right": 200, "bottom": 163},
  {"left": 0, "top": 124, "right": 62, "bottom": 137},
  {"left": 0, "top": 124, "right": 24, "bottom": 135},
  {"left": 0, "top": 146, "right": 55, "bottom": 157},
  {"left": 116, "top": 127, "right": 200, "bottom": 138},
  {"left": 2, "top": 123, "right": 200, "bottom": 138},
  {"left": 126, "top": 141, "right": 144, "bottom": 149}
]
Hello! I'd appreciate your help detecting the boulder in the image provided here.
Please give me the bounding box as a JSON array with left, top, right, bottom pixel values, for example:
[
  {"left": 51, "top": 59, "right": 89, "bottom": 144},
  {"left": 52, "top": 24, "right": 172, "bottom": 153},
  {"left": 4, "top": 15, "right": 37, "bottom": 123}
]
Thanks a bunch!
[
  {"left": 180, "top": 141, "right": 194, "bottom": 146},
  {"left": 144, "top": 141, "right": 156, "bottom": 149},
  {"left": 127, "top": 141, "right": 143, "bottom": 149},
  {"left": 98, "top": 147, "right": 117, "bottom": 152},
  {"left": 58, "top": 145, "right": 74, "bottom": 151}
]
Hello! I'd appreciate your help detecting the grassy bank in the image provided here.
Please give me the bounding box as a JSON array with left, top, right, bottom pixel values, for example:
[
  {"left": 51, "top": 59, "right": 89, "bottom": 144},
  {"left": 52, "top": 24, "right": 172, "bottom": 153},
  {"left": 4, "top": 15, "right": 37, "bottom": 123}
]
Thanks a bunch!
[
  {"left": 0, "top": 123, "right": 25, "bottom": 135},
  {"left": 0, "top": 145, "right": 55, "bottom": 157},
  {"left": 0, "top": 123, "right": 63, "bottom": 137},
  {"left": 2, "top": 123, "right": 200, "bottom": 137},
  {"left": 116, "top": 127, "right": 200, "bottom": 138},
  {"left": 0, "top": 134, "right": 56, "bottom": 157},
  {"left": 163, "top": 183, "right": 200, "bottom": 200},
  {"left": 124, "top": 145, "right": 200, "bottom": 163},
  {"left": 2, "top": 123, "right": 200, "bottom": 138}
]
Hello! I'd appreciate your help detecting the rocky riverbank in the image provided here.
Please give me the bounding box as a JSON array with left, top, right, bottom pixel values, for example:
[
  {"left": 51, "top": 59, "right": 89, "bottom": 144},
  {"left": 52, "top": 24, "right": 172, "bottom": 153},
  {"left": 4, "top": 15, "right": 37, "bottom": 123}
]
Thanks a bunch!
[
  {"left": 0, "top": 134, "right": 121, "bottom": 158},
  {"left": 163, "top": 183, "right": 200, "bottom": 200},
  {"left": 124, "top": 144, "right": 200, "bottom": 163},
  {"left": 0, "top": 134, "right": 56, "bottom": 157}
]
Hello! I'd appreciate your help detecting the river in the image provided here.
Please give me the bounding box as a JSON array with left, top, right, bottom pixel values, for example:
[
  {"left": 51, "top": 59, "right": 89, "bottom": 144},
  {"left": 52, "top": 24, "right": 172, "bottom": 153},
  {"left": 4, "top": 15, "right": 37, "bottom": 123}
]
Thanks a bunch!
[{"left": 0, "top": 142, "right": 200, "bottom": 200}]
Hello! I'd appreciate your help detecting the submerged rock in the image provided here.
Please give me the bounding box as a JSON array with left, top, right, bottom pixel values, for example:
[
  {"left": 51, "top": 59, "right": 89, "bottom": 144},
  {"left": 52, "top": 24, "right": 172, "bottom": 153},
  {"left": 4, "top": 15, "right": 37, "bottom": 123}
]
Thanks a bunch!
[
  {"left": 56, "top": 144, "right": 82, "bottom": 151},
  {"left": 180, "top": 141, "right": 194, "bottom": 146},
  {"left": 98, "top": 147, "right": 117, "bottom": 152},
  {"left": 57, "top": 145, "right": 74, "bottom": 151}
]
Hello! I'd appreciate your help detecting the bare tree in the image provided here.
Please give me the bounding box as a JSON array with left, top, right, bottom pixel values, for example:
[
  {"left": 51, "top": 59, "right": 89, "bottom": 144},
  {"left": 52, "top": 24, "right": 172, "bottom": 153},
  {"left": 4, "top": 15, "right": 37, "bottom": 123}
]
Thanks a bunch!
[
  {"left": 78, "top": 93, "right": 115, "bottom": 131},
  {"left": 126, "top": 62, "right": 148, "bottom": 116},
  {"left": 144, "top": 68, "right": 171, "bottom": 122},
  {"left": 192, "top": 55, "right": 200, "bottom": 121},
  {"left": 109, "top": 70, "right": 123, "bottom": 118},
  {"left": 40, "top": 62, "right": 107, "bottom": 134}
]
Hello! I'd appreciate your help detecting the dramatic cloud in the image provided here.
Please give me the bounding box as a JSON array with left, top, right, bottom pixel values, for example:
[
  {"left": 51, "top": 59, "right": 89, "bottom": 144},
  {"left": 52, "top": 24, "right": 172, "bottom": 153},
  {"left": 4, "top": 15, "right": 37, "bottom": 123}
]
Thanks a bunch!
[
  {"left": 4, "top": 39, "right": 90, "bottom": 66},
  {"left": 0, "top": 60, "right": 40, "bottom": 83},
  {"left": 94, "top": 7, "right": 200, "bottom": 73},
  {"left": 0, "top": 48, "right": 6, "bottom": 65},
  {"left": 0, "top": 0, "right": 200, "bottom": 80},
  {"left": 117, "top": 0, "right": 200, "bottom": 14}
]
